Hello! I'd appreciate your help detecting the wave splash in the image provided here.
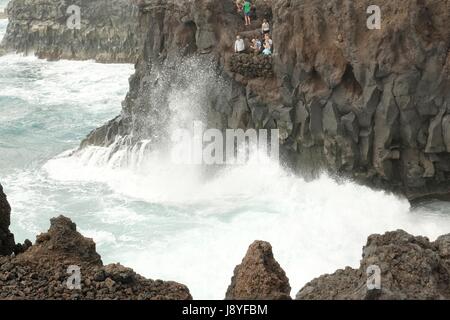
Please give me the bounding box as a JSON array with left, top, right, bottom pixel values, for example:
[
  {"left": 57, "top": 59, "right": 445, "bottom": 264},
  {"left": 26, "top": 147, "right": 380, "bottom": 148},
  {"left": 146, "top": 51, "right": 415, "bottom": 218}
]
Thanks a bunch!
[{"left": 42, "top": 58, "right": 450, "bottom": 299}]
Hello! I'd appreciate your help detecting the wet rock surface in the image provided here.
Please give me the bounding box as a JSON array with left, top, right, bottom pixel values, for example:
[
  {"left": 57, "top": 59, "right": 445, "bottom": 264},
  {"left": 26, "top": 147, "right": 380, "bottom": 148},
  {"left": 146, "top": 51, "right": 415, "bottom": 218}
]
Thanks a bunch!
[
  {"left": 225, "top": 241, "right": 291, "bottom": 300},
  {"left": 0, "top": 215, "right": 192, "bottom": 300},
  {"left": 1, "top": 0, "right": 142, "bottom": 62},
  {"left": 0, "top": 184, "right": 15, "bottom": 256},
  {"left": 296, "top": 230, "right": 450, "bottom": 300}
]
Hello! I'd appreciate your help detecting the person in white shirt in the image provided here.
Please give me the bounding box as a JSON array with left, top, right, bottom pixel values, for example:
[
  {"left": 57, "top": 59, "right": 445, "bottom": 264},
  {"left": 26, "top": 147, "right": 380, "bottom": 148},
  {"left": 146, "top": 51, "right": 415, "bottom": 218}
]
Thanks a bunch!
[
  {"left": 261, "top": 19, "right": 270, "bottom": 34},
  {"left": 234, "top": 35, "right": 245, "bottom": 53}
]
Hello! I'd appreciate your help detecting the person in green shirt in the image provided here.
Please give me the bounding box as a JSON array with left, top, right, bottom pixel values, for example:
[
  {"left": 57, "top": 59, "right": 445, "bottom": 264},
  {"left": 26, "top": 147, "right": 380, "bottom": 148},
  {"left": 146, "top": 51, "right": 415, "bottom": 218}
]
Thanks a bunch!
[{"left": 243, "top": 0, "right": 251, "bottom": 26}]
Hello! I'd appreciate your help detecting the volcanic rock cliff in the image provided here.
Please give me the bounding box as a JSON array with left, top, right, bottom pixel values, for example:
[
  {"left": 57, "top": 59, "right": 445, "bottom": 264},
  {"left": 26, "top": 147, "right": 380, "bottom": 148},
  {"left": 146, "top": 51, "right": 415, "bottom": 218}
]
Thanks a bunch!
[
  {"left": 1, "top": 0, "right": 142, "bottom": 62},
  {"left": 76, "top": 0, "right": 450, "bottom": 200},
  {"left": 3, "top": 0, "right": 449, "bottom": 198}
]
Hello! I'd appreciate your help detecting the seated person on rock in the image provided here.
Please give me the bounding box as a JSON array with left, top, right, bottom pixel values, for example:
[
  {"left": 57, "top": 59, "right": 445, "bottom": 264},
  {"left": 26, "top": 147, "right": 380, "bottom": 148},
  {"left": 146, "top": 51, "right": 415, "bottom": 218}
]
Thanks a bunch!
[
  {"left": 234, "top": 35, "right": 246, "bottom": 54},
  {"left": 250, "top": 38, "right": 262, "bottom": 54},
  {"left": 264, "top": 33, "right": 273, "bottom": 49},
  {"left": 262, "top": 41, "right": 272, "bottom": 55}
]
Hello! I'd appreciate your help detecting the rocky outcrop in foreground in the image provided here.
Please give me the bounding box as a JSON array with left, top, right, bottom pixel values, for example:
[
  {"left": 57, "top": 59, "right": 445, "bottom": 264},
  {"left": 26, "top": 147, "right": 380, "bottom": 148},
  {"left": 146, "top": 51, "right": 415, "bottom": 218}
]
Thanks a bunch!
[
  {"left": 296, "top": 230, "right": 450, "bottom": 300},
  {"left": 0, "top": 215, "right": 192, "bottom": 300},
  {"left": 225, "top": 241, "right": 291, "bottom": 300},
  {"left": 0, "top": 184, "right": 15, "bottom": 256},
  {"left": 1, "top": 0, "right": 141, "bottom": 62},
  {"left": 1, "top": 203, "right": 450, "bottom": 299},
  {"left": 225, "top": 231, "right": 450, "bottom": 300}
]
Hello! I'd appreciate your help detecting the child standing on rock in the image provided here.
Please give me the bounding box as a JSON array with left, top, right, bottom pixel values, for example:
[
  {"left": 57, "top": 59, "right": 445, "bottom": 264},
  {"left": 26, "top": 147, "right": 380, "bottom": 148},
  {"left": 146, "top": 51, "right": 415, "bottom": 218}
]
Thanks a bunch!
[{"left": 243, "top": 0, "right": 252, "bottom": 26}]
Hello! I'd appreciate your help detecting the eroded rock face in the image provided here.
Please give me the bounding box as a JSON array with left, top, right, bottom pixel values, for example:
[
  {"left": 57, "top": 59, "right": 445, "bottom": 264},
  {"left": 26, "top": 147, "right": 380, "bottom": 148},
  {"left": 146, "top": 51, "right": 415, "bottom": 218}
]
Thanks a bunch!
[
  {"left": 16, "top": 215, "right": 102, "bottom": 265},
  {"left": 76, "top": 0, "right": 450, "bottom": 199},
  {"left": 297, "top": 230, "right": 450, "bottom": 300},
  {"left": 1, "top": 215, "right": 192, "bottom": 300},
  {"left": 0, "top": 184, "right": 15, "bottom": 256},
  {"left": 226, "top": 241, "right": 291, "bottom": 300},
  {"left": 1, "top": 0, "right": 142, "bottom": 62}
]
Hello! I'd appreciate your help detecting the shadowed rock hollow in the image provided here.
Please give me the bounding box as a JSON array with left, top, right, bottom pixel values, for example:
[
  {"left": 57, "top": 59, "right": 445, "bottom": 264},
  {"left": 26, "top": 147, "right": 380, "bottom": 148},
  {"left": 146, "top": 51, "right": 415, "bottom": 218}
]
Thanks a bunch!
[{"left": 225, "top": 240, "right": 291, "bottom": 300}]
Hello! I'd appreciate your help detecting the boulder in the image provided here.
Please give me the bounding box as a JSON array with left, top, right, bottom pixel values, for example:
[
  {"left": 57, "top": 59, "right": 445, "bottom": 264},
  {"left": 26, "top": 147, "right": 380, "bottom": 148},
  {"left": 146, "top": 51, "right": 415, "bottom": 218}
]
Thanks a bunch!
[
  {"left": 1, "top": 215, "right": 192, "bottom": 300},
  {"left": 225, "top": 241, "right": 291, "bottom": 300},
  {"left": 296, "top": 230, "right": 450, "bottom": 300}
]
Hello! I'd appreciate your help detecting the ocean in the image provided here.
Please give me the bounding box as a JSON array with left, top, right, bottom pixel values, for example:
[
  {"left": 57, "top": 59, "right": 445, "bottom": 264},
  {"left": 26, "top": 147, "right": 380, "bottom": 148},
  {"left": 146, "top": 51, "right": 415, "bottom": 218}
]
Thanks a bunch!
[{"left": 0, "top": 13, "right": 449, "bottom": 299}]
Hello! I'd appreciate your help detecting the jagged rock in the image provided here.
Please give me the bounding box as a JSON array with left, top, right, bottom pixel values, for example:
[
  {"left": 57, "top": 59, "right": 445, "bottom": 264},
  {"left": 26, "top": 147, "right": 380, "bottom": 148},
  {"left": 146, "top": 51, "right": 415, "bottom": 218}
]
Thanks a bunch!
[
  {"left": 296, "top": 230, "right": 450, "bottom": 300},
  {"left": 1, "top": 215, "right": 192, "bottom": 300},
  {"left": 443, "top": 114, "right": 450, "bottom": 152},
  {"left": 341, "top": 112, "right": 359, "bottom": 143},
  {"left": 225, "top": 241, "right": 291, "bottom": 300},
  {"left": 425, "top": 108, "right": 446, "bottom": 153},
  {"left": 18, "top": 215, "right": 103, "bottom": 265},
  {"left": 102, "top": 263, "right": 136, "bottom": 284},
  {"left": 0, "top": 184, "right": 15, "bottom": 256}
]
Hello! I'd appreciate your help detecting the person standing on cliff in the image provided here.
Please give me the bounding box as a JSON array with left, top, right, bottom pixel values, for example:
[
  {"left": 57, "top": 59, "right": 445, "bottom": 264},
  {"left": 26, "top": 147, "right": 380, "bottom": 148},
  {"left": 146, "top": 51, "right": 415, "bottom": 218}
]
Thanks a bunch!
[
  {"left": 243, "top": 0, "right": 252, "bottom": 26},
  {"left": 234, "top": 35, "right": 246, "bottom": 53},
  {"left": 261, "top": 19, "right": 270, "bottom": 34}
]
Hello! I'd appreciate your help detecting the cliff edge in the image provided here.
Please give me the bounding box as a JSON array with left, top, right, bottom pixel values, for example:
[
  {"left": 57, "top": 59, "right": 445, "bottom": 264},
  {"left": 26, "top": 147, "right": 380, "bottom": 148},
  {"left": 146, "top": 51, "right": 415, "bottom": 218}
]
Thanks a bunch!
[
  {"left": 1, "top": 0, "right": 142, "bottom": 62},
  {"left": 79, "top": 0, "right": 449, "bottom": 200}
]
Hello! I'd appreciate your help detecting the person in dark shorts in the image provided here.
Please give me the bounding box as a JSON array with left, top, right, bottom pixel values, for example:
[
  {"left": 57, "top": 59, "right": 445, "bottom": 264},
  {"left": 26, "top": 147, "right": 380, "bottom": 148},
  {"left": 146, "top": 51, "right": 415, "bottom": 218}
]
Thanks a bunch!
[{"left": 243, "top": 0, "right": 251, "bottom": 26}]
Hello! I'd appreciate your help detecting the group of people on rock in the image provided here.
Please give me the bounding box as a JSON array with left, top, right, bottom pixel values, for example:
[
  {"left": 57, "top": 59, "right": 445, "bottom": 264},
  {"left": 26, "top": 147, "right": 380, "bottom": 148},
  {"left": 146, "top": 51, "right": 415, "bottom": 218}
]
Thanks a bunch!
[{"left": 234, "top": 19, "right": 273, "bottom": 56}]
